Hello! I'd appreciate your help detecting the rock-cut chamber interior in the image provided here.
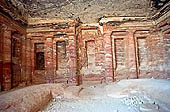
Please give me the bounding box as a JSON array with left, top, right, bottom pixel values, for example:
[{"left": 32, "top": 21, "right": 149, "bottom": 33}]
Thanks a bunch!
[{"left": 0, "top": 0, "right": 170, "bottom": 112}]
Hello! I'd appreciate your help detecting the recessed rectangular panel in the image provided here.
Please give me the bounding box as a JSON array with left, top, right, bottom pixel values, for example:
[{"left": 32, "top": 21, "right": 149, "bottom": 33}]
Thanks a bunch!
[
  {"left": 114, "top": 38, "right": 125, "bottom": 69},
  {"left": 56, "top": 41, "right": 66, "bottom": 70},
  {"left": 137, "top": 38, "right": 148, "bottom": 66},
  {"left": 86, "top": 41, "right": 95, "bottom": 68}
]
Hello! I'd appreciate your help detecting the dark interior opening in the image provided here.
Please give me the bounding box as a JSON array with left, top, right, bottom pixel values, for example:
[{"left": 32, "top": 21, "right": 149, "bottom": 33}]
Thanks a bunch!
[
  {"left": 35, "top": 43, "right": 45, "bottom": 70},
  {"left": 36, "top": 52, "right": 45, "bottom": 70}
]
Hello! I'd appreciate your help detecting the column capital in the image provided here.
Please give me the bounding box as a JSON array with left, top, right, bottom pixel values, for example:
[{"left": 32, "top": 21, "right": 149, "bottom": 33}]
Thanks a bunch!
[{"left": 128, "top": 29, "right": 136, "bottom": 34}]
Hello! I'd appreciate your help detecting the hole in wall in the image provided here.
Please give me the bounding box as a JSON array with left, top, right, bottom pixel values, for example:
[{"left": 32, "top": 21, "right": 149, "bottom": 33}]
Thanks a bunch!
[{"left": 35, "top": 43, "right": 45, "bottom": 70}]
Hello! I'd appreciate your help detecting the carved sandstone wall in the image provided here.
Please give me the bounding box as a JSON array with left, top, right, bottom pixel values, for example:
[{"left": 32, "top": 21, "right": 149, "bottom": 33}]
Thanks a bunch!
[
  {"left": 27, "top": 18, "right": 77, "bottom": 85},
  {"left": 0, "top": 1, "right": 170, "bottom": 90},
  {"left": 26, "top": 14, "right": 170, "bottom": 85},
  {"left": 0, "top": 14, "right": 32, "bottom": 91}
]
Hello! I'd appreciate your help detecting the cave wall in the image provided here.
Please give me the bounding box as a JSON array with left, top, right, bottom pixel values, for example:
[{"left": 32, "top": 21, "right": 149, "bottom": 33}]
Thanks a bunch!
[
  {"left": 26, "top": 15, "right": 170, "bottom": 85},
  {"left": 77, "top": 27, "right": 105, "bottom": 84},
  {"left": 0, "top": 14, "right": 32, "bottom": 91},
  {"left": 103, "top": 20, "right": 166, "bottom": 81},
  {"left": 27, "top": 19, "right": 77, "bottom": 84},
  {"left": 158, "top": 15, "right": 170, "bottom": 78},
  {"left": 0, "top": 0, "right": 170, "bottom": 90}
]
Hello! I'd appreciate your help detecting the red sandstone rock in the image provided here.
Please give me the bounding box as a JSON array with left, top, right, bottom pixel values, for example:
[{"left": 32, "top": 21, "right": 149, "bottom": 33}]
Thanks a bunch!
[{"left": 0, "top": 84, "right": 66, "bottom": 112}]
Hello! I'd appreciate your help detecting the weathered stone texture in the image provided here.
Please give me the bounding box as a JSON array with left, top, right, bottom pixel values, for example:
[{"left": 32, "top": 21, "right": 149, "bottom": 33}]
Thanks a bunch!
[
  {"left": 161, "top": 18, "right": 170, "bottom": 78},
  {"left": 0, "top": 0, "right": 27, "bottom": 25},
  {"left": 0, "top": 14, "right": 31, "bottom": 91},
  {"left": 113, "top": 38, "right": 127, "bottom": 80},
  {"left": 102, "top": 18, "right": 170, "bottom": 81},
  {"left": 0, "top": 0, "right": 170, "bottom": 90},
  {"left": 27, "top": 20, "right": 77, "bottom": 85},
  {"left": 78, "top": 29, "right": 105, "bottom": 83},
  {"left": 11, "top": 35, "right": 22, "bottom": 87},
  {"left": 2, "top": 29, "right": 12, "bottom": 91},
  {"left": 17, "top": 0, "right": 151, "bottom": 23},
  {"left": 45, "top": 37, "right": 54, "bottom": 83},
  {"left": 0, "top": 84, "right": 65, "bottom": 112}
]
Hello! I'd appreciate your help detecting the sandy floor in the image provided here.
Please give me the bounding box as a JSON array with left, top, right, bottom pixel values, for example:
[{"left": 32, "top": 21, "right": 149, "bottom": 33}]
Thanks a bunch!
[{"left": 41, "top": 79, "right": 170, "bottom": 112}]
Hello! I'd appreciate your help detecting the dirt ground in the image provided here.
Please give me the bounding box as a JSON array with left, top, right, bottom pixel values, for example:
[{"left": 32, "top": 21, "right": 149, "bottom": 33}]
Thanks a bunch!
[{"left": 42, "top": 79, "right": 170, "bottom": 112}]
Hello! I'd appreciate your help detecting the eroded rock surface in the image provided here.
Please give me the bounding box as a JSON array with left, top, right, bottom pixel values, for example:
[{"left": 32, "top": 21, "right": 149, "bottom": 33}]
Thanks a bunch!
[{"left": 14, "top": 0, "right": 152, "bottom": 23}]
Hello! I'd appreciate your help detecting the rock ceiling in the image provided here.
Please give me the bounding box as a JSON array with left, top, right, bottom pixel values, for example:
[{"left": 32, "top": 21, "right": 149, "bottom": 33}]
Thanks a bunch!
[{"left": 5, "top": 0, "right": 170, "bottom": 23}]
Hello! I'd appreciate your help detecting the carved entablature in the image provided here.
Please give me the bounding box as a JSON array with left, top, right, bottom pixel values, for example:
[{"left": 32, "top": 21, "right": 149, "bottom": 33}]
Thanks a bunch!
[
  {"left": 105, "top": 18, "right": 149, "bottom": 26},
  {"left": 28, "top": 22, "right": 70, "bottom": 29}
]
